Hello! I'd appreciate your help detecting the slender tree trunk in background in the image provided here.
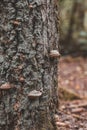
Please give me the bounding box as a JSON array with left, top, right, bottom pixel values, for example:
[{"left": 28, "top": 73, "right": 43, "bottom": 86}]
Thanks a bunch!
[
  {"left": 84, "top": 0, "right": 87, "bottom": 31},
  {"left": 66, "top": 0, "right": 77, "bottom": 44},
  {"left": 0, "top": 0, "right": 59, "bottom": 130},
  {"left": 63, "top": 0, "right": 85, "bottom": 54}
]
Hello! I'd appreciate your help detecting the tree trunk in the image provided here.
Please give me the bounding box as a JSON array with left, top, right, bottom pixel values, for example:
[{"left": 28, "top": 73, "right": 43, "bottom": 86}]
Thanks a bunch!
[{"left": 0, "top": 0, "right": 59, "bottom": 130}]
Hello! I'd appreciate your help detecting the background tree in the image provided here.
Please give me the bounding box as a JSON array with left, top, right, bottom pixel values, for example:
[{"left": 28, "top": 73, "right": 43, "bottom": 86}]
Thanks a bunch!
[
  {"left": 60, "top": 0, "right": 87, "bottom": 55},
  {"left": 0, "top": 0, "right": 59, "bottom": 130}
]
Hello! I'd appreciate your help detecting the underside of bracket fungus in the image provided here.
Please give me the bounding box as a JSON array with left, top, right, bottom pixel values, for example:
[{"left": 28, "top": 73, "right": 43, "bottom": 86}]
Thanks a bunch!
[
  {"left": 0, "top": 83, "right": 13, "bottom": 90},
  {"left": 50, "top": 50, "right": 60, "bottom": 58},
  {"left": 28, "top": 90, "right": 42, "bottom": 99}
]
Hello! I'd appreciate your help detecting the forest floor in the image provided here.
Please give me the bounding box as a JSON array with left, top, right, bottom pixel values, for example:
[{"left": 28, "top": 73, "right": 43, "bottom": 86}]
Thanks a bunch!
[{"left": 56, "top": 56, "right": 87, "bottom": 130}]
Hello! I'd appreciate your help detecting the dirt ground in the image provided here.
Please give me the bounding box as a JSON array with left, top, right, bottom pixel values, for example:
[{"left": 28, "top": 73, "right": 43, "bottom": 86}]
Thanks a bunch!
[{"left": 56, "top": 56, "right": 87, "bottom": 130}]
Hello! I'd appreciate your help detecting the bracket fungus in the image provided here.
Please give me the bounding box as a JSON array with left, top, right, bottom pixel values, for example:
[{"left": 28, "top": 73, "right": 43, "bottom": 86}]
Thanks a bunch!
[
  {"left": 28, "top": 90, "right": 42, "bottom": 99},
  {"left": 0, "top": 83, "right": 13, "bottom": 90},
  {"left": 29, "top": 4, "right": 33, "bottom": 8},
  {"left": 19, "top": 76, "right": 25, "bottom": 82},
  {"left": 11, "top": 20, "right": 20, "bottom": 25},
  {"left": 50, "top": 50, "right": 60, "bottom": 58}
]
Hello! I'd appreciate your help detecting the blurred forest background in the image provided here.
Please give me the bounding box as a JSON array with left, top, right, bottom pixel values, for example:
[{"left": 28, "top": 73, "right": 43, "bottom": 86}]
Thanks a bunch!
[
  {"left": 57, "top": 1, "right": 87, "bottom": 129},
  {"left": 59, "top": 0, "right": 87, "bottom": 56}
]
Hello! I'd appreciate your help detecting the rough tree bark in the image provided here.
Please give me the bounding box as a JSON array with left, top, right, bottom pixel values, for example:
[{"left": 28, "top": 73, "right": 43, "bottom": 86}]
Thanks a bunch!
[{"left": 0, "top": 0, "right": 59, "bottom": 130}]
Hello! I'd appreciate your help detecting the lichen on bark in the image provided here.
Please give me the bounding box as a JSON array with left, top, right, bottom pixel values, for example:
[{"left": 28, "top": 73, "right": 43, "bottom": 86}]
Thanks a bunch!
[{"left": 0, "top": 0, "right": 59, "bottom": 130}]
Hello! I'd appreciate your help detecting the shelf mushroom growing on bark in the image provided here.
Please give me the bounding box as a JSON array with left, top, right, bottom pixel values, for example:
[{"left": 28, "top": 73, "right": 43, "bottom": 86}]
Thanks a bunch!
[
  {"left": 28, "top": 90, "right": 42, "bottom": 100},
  {"left": 0, "top": 83, "right": 14, "bottom": 90},
  {"left": 50, "top": 50, "right": 60, "bottom": 58}
]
